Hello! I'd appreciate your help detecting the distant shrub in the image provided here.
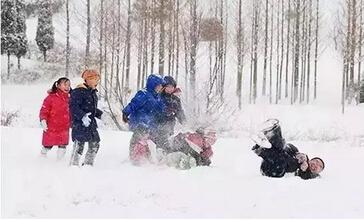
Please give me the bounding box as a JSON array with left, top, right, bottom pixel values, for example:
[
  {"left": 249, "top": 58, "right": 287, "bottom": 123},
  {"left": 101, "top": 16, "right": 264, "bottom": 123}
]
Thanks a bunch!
[{"left": 1, "top": 110, "right": 19, "bottom": 126}]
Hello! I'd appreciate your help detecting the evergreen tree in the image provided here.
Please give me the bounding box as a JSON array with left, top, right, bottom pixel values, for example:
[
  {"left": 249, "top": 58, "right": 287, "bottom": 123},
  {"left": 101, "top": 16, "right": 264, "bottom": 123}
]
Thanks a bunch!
[
  {"left": 1, "top": 0, "right": 18, "bottom": 78},
  {"left": 36, "top": 0, "right": 54, "bottom": 62},
  {"left": 15, "top": 0, "right": 28, "bottom": 69}
]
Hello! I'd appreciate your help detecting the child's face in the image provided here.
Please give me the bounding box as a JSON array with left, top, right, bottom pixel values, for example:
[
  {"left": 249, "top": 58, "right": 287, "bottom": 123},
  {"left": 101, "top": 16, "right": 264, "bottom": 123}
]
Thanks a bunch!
[
  {"left": 164, "top": 85, "right": 175, "bottom": 94},
  {"left": 58, "top": 80, "right": 71, "bottom": 93},
  {"left": 86, "top": 78, "right": 99, "bottom": 89},
  {"left": 308, "top": 159, "right": 324, "bottom": 174},
  {"left": 155, "top": 84, "right": 163, "bottom": 93}
]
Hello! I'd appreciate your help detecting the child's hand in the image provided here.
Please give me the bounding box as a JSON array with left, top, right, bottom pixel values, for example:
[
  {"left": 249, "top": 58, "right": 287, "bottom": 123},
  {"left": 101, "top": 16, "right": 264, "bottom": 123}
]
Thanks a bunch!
[
  {"left": 300, "top": 161, "right": 309, "bottom": 171},
  {"left": 82, "top": 113, "right": 92, "bottom": 127},
  {"left": 40, "top": 119, "right": 48, "bottom": 132}
]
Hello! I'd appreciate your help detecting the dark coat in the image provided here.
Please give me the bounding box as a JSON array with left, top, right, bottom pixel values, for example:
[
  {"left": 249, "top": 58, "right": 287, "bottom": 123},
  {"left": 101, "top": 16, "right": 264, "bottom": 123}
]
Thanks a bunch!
[
  {"left": 122, "top": 74, "right": 165, "bottom": 133},
  {"left": 158, "top": 92, "right": 186, "bottom": 134},
  {"left": 253, "top": 143, "right": 310, "bottom": 178},
  {"left": 70, "top": 83, "right": 103, "bottom": 143},
  {"left": 39, "top": 90, "right": 70, "bottom": 146}
]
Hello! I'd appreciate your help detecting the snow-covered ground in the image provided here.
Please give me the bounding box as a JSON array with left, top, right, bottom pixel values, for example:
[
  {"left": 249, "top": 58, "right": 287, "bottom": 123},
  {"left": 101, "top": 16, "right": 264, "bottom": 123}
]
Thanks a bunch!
[
  {"left": 1, "top": 80, "right": 364, "bottom": 218},
  {"left": 1, "top": 126, "right": 364, "bottom": 218}
]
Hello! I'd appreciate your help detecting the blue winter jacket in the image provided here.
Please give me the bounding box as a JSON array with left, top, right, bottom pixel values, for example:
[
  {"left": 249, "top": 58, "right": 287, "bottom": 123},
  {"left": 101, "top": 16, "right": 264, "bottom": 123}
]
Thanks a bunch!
[
  {"left": 70, "top": 83, "right": 103, "bottom": 142},
  {"left": 123, "top": 74, "right": 166, "bottom": 133}
]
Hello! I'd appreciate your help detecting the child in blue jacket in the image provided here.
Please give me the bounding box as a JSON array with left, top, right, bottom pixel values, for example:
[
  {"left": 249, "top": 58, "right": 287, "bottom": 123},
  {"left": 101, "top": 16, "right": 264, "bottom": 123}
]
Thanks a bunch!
[{"left": 122, "top": 74, "right": 165, "bottom": 160}]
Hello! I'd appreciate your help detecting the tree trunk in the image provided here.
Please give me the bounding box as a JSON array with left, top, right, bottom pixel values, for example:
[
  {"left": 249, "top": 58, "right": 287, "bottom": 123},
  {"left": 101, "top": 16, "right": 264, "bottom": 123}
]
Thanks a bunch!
[
  {"left": 99, "top": 0, "right": 104, "bottom": 82},
  {"left": 85, "top": 0, "right": 91, "bottom": 66},
  {"left": 253, "top": 4, "right": 259, "bottom": 104},
  {"left": 285, "top": 0, "right": 291, "bottom": 98},
  {"left": 116, "top": 0, "right": 121, "bottom": 95},
  {"left": 7, "top": 52, "right": 11, "bottom": 79},
  {"left": 125, "top": 0, "right": 131, "bottom": 89},
  {"left": 175, "top": 0, "right": 180, "bottom": 82},
  {"left": 150, "top": 0, "right": 156, "bottom": 74},
  {"left": 314, "top": 0, "right": 319, "bottom": 99},
  {"left": 237, "top": 0, "right": 243, "bottom": 109},
  {"left": 190, "top": 0, "right": 198, "bottom": 109},
  {"left": 306, "top": 0, "right": 312, "bottom": 103},
  {"left": 358, "top": 0, "right": 363, "bottom": 104},
  {"left": 66, "top": 0, "right": 70, "bottom": 77},
  {"left": 43, "top": 50, "right": 47, "bottom": 62},
  {"left": 262, "top": 0, "right": 269, "bottom": 96},
  {"left": 293, "top": 0, "right": 301, "bottom": 103},
  {"left": 269, "top": 2, "right": 274, "bottom": 104},
  {"left": 17, "top": 56, "right": 21, "bottom": 70},
  {"left": 103, "top": 11, "right": 108, "bottom": 101},
  {"left": 275, "top": 2, "right": 280, "bottom": 104},
  {"left": 279, "top": 0, "right": 285, "bottom": 100},
  {"left": 159, "top": 0, "right": 165, "bottom": 75}
]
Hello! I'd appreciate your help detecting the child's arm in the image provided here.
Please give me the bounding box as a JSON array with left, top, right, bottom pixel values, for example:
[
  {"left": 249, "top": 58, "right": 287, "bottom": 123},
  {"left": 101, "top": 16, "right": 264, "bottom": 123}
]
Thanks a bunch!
[
  {"left": 69, "top": 90, "right": 87, "bottom": 121},
  {"left": 175, "top": 97, "right": 186, "bottom": 124},
  {"left": 122, "top": 91, "right": 147, "bottom": 116},
  {"left": 39, "top": 95, "right": 52, "bottom": 121}
]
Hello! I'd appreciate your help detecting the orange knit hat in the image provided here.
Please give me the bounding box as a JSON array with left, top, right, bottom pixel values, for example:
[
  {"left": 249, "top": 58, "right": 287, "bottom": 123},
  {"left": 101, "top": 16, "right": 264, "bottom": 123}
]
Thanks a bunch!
[{"left": 81, "top": 69, "right": 100, "bottom": 81}]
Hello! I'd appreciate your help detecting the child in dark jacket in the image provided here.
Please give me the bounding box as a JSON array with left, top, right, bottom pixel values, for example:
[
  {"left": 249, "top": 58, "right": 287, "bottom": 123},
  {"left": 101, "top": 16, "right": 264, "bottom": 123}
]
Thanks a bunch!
[
  {"left": 122, "top": 74, "right": 166, "bottom": 163},
  {"left": 39, "top": 77, "right": 71, "bottom": 160},
  {"left": 156, "top": 76, "right": 186, "bottom": 152},
  {"left": 252, "top": 119, "right": 325, "bottom": 179},
  {"left": 69, "top": 70, "right": 103, "bottom": 166}
]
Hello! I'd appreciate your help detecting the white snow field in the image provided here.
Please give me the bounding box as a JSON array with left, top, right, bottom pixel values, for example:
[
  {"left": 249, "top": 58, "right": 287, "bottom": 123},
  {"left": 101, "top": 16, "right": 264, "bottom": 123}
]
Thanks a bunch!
[{"left": 1, "top": 82, "right": 364, "bottom": 218}]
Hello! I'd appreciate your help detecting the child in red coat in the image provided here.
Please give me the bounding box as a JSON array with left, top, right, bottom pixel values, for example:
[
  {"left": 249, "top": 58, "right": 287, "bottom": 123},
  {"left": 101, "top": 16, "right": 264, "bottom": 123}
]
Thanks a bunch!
[{"left": 39, "top": 77, "right": 71, "bottom": 159}]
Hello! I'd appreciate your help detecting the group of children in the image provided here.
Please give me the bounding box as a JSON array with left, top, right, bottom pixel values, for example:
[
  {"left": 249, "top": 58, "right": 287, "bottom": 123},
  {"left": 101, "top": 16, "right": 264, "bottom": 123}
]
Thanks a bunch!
[
  {"left": 39, "top": 71, "right": 186, "bottom": 167},
  {"left": 39, "top": 71, "right": 325, "bottom": 179},
  {"left": 39, "top": 69, "right": 102, "bottom": 166}
]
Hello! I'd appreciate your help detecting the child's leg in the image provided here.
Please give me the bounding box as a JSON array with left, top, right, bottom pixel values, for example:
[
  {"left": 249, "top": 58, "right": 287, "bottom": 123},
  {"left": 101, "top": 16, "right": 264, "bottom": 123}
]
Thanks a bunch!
[
  {"left": 69, "top": 141, "right": 85, "bottom": 166},
  {"left": 83, "top": 141, "right": 100, "bottom": 166},
  {"left": 129, "top": 130, "right": 145, "bottom": 159},
  {"left": 57, "top": 145, "right": 66, "bottom": 160},
  {"left": 41, "top": 146, "right": 53, "bottom": 155}
]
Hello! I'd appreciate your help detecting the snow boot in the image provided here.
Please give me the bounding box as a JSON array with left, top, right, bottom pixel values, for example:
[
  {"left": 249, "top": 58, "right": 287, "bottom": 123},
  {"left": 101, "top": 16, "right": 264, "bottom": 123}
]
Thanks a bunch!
[
  {"left": 83, "top": 142, "right": 99, "bottom": 166},
  {"left": 57, "top": 146, "right": 66, "bottom": 160},
  {"left": 40, "top": 146, "right": 51, "bottom": 157},
  {"left": 70, "top": 141, "right": 84, "bottom": 166}
]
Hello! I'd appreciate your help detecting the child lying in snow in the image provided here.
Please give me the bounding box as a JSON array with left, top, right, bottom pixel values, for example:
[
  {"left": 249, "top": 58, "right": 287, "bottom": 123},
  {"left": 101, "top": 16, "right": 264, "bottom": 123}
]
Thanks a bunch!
[{"left": 251, "top": 119, "right": 325, "bottom": 179}]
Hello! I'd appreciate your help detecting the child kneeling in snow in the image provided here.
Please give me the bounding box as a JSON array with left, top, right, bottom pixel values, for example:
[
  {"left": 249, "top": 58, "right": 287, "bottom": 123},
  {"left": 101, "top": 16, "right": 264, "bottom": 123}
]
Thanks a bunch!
[
  {"left": 251, "top": 119, "right": 325, "bottom": 179},
  {"left": 122, "top": 74, "right": 166, "bottom": 163},
  {"left": 39, "top": 77, "right": 71, "bottom": 160}
]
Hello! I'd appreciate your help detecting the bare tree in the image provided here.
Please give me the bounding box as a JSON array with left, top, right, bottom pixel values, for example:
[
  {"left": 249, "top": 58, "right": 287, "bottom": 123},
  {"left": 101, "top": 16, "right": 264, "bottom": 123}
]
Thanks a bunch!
[
  {"left": 125, "top": 0, "right": 131, "bottom": 89},
  {"left": 314, "top": 0, "right": 319, "bottom": 99},
  {"left": 85, "top": 0, "right": 91, "bottom": 66},
  {"left": 262, "top": 0, "right": 269, "bottom": 96},
  {"left": 65, "top": 0, "right": 70, "bottom": 77}
]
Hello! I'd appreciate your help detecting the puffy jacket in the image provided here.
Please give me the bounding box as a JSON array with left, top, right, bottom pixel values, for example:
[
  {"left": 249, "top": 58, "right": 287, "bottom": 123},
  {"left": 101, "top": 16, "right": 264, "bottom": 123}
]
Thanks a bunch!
[
  {"left": 123, "top": 74, "right": 165, "bottom": 133},
  {"left": 70, "top": 83, "right": 103, "bottom": 142},
  {"left": 39, "top": 90, "right": 70, "bottom": 146}
]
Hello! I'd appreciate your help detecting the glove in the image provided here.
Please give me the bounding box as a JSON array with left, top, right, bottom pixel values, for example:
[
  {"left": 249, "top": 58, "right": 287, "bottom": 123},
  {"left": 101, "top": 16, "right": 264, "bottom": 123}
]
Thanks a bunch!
[
  {"left": 296, "top": 153, "right": 308, "bottom": 163},
  {"left": 40, "top": 119, "right": 48, "bottom": 132},
  {"left": 300, "top": 161, "right": 309, "bottom": 171},
  {"left": 122, "top": 112, "right": 129, "bottom": 123},
  {"left": 82, "top": 113, "right": 91, "bottom": 127}
]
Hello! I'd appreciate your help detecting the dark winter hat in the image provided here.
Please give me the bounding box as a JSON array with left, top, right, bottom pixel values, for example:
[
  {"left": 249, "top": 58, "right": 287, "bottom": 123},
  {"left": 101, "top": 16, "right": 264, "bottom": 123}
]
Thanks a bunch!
[
  {"left": 163, "top": 76, "right": 177, "bottom": 87},
  {"left": 311, "top": 157, "right": 325, "bottom": 169}
]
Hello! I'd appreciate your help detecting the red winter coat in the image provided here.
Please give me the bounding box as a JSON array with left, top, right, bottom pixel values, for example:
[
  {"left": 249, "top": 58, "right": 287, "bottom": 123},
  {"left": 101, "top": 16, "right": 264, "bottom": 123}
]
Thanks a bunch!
[{"left": 39, "top": 90, "right": 71, "bottom": 146}]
